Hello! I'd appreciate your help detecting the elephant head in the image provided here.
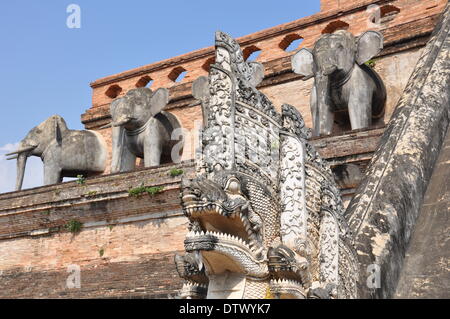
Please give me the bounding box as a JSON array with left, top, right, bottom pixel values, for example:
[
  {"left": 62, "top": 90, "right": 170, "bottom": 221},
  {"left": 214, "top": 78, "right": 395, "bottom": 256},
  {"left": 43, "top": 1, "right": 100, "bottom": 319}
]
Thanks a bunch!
[
  {"left": 5, "top": 115, "right": 68, "bottom": 191},
  {"left": 292, "top": 30, "right": 384, "bottom": 136},
  {"left": 103, "top": 87, "right": 169, "bottom": 131},
  {"left": 293, "top": 30, "right": 383, "bottom": 79}
]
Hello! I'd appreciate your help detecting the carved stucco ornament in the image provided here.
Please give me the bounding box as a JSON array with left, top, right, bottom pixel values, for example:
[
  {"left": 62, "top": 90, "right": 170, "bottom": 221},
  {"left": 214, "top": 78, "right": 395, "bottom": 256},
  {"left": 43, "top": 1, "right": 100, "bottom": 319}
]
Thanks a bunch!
[{"left": 175, "top": 31, "right": 359, "bottom": 299}]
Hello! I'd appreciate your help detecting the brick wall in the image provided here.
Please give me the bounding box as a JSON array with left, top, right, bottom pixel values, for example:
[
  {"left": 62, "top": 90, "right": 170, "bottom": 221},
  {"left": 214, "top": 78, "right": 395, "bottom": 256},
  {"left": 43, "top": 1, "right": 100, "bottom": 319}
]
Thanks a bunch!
[
  {"left": 0, "top": 252, "right": 184, "bottom": 299},
  {"left": 0, "top": 162, "right": 193, "bottom": 298}
]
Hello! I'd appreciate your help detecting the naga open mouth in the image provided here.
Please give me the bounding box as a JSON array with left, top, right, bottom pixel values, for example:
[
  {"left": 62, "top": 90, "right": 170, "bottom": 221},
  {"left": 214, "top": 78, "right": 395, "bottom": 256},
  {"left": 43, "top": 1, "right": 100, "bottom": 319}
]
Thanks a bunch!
[
  {"left": 270, "top": 279, "right": 307, "bottom": 299},
  {"left": 183, "top": 202, "right": 265, "bottom": 257},
  {"left": 181, "top": 175, "right": 267, "bottom": 276},
  {"left": 184, "top": 229, "right": 268, "bottom": 278}
]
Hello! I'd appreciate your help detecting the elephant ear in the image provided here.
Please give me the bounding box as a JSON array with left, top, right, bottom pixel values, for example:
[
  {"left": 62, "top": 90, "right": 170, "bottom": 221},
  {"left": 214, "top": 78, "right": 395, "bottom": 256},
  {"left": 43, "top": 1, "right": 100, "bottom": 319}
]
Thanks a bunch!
[
  {"left": 356, "top": 31, "right": 384, "bottom": 65},
  {"left": 291, "top": 48, "right": 314, "bottom": 80},
  {"left": 149, "top": 88, "right": 169, "bottom": 117},
  {"left": 193, "top": 76, "right": 211, "bottom": 126},
  {"left": 54, "top": 122, "right": 62, "bottom": 146},
  {"left": 192, "top": 76, "right": 209, "bottom": 101},
  {"left": 109, "top": 97, "right": 121, "bottom": 118},
  {"left": 53, "top": 116, "right": 66, "bottom": 146},
  {"left": 248, "top": 62, "right": 265, "bottom": 87}
]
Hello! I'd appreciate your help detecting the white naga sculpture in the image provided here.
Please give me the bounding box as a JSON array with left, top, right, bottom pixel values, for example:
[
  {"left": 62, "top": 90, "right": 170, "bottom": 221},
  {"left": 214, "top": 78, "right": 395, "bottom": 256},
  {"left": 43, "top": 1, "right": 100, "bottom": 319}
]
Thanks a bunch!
[{"left": 175, "top": 31, "right": 359, "bottom": 299}]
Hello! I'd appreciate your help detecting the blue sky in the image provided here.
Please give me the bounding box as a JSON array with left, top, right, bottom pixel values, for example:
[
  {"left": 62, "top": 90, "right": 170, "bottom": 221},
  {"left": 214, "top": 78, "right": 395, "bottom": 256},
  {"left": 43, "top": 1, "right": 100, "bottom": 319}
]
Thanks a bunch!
[{"left": 0, "top": 0, "right": 320, "bottom": 192}]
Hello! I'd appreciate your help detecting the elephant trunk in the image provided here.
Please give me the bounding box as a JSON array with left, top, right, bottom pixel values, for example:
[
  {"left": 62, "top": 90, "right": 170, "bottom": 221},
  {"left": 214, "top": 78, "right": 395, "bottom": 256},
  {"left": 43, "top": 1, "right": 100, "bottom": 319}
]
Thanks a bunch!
[
  {"left": 15, "top": 152, "right": 28, "bottom": 191},
  {"left": 314, "top": 74, "right": 334, "bottom": 136},
  {"left": 321, "top": 65, "right": 337, "bottom": 76},
  {"left": 314, "top": 48, "right": 337, "bottom": 76}
]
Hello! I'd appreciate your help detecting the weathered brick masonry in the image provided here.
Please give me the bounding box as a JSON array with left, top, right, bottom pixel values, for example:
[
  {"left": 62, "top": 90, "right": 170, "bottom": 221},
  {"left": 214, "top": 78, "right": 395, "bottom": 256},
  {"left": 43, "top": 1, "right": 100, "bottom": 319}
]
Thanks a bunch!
[
  {"left": 0, "top": 162, "right": 193, "bottom": 298},
  {"left": 0, "top": 0, "right": 447, "bottom": 298}
]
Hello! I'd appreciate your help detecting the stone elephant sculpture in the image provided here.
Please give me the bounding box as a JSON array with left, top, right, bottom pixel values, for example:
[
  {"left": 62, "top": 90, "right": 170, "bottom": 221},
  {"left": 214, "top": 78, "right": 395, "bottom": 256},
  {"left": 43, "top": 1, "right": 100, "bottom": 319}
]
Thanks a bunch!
[
  {"left": 6, "top": 115, "right": 107, "bottom": 191},
  {"left": 291, "top": 30, "right": 386, "bottom": 136},
  {"left": 101, "top": 87, "right": 181, "bottom": 173}
]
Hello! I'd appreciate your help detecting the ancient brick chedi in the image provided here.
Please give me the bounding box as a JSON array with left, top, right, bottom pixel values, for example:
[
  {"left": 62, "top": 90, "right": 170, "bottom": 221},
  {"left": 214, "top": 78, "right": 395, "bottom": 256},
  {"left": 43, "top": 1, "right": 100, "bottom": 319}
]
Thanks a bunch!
[{"left": 0, "top": 0, "right": 448, "bottom": 299}]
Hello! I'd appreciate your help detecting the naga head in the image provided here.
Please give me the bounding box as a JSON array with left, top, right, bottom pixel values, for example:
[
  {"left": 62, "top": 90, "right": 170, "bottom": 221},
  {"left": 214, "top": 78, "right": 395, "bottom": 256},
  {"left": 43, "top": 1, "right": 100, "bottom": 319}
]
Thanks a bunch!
[{"left": 181, "top": 172, "right": 271, "bottom": 277}]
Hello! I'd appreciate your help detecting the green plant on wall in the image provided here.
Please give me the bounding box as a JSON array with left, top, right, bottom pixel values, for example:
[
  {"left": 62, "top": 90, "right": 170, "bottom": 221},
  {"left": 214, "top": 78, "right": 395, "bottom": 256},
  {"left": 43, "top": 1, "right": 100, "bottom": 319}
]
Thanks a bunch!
[
  {"left": 146, "top": 186, "right": 164, "bottom": 195},
  {"left": 49, "top": 226, "right": 60, "bottom": 233},
  {"left": 76, "top": 175, "right": 86, "bottom": 185},
  {"left": 128, "top": 185, "right": 164, "bottom": 197},
  {"left": 99, "top": 248, "right": 105, "bottom": 257},
  {"left": 169, "top": 168, "right": 184, "bottom": 177},
  {"left": 128, "top": 185, "right": 147, "bottom": 197},
  {"left": 365, "top": 59, "right": 376, "bottom": 68},
  {"left": 65, "top": 219, "right": 83, "bottom": 233}
]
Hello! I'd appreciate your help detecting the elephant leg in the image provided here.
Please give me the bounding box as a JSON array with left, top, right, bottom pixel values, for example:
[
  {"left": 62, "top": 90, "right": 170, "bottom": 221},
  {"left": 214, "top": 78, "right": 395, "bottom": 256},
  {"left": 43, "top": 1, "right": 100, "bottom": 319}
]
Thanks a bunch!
[
  {"left": 144, "top": 123, "right": 164, "bottom": 167},
  {"left": 144, "top": 138, "right": 163, "bottom": 167},
  {"left": 348, "top": 91, "right": 372, "bottom": 130},
  {"left": 43, "top": 161, "right": 62, "bottom": 185}
]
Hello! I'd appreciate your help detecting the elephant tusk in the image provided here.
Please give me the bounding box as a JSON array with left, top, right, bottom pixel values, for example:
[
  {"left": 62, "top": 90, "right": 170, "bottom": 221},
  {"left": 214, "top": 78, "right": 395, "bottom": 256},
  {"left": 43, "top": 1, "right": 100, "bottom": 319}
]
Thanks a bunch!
[
  {"left": 99, "top": 123, "right": 112, "bottom": 129},
  {"left": 187, "top": 101, "right": 202, "bottom": 107},
  {"left": 6, "top": 155, "right": 18, "bottom": 160},
  {"left": 100, "top": 117, "right": 137, "bottom": 129},
  {"left": 5, "top": 146, "right": 36, "bottom": 156},
  {"left": 5, "top": 151, "right": 21, "bottom": 156}
]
